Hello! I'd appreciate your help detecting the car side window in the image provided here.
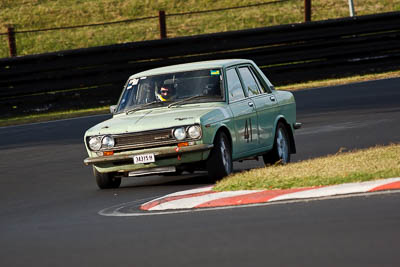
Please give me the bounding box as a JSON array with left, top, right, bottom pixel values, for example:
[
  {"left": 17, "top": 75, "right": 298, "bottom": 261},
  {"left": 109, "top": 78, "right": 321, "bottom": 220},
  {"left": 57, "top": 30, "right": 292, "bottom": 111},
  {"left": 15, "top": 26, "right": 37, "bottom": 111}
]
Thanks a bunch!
[
  {"left": 238, "top": 67, "right": 260, "bottom": 96},
  {"left": 250, "top": 66, "right": 272, "bottom": 94},
  {"left": 226, "top": 68, "right": 245, "bottom": 102}
]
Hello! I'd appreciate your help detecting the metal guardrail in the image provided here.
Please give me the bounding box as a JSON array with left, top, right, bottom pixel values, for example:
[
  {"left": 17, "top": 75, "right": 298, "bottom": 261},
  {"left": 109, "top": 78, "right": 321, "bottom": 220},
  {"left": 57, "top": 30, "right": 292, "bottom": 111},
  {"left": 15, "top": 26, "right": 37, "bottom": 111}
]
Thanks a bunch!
[{"left": 0, "top": 11, "right": 399, "bottom": 117}]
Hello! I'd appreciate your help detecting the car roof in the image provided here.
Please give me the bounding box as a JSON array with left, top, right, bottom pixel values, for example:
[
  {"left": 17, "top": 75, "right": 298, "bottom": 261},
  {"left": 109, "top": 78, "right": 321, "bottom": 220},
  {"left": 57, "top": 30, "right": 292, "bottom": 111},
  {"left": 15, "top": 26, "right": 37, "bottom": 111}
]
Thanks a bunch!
[{"left": 129, "top": 59, "right": 254, "bottom": 78}]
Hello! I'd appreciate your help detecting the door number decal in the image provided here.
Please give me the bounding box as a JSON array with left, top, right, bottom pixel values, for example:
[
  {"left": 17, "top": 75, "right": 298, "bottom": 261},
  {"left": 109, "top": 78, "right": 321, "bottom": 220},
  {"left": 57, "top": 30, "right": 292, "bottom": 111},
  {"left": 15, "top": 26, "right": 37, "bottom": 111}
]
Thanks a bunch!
[{"left": 244, "top": 118, "right": 253, "bottom": 143}]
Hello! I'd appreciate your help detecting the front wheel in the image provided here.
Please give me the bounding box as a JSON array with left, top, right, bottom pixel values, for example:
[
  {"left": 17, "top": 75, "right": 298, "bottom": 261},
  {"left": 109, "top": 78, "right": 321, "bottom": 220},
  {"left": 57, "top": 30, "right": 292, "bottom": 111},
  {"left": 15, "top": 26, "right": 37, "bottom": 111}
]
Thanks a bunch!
[
  {"left": 93, "top": 167, "right": 121, "bottom": 189},
  {"left": 263, "top": 122, "right": 290, "bottom": 166},
  {"left": 206, "top": 132, "right": 233, "bottom": 180}
]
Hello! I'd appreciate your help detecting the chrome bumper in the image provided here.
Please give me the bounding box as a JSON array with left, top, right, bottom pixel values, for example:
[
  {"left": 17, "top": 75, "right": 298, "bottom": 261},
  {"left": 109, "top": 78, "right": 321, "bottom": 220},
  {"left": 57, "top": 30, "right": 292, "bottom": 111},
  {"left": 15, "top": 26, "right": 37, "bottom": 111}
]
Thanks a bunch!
[
  {"left": 293, "top": 122, "right": 302, "bottom": 129},
  {"left": 84, "top": 144, "right": 214, "bottom": 166}
]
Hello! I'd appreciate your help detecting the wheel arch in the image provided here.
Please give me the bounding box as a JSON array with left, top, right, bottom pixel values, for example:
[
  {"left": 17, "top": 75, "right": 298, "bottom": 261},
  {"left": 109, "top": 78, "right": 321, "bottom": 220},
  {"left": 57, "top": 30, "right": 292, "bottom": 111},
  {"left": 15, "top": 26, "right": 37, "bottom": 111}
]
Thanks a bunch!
[
  {"left": 275, "top": 117, "right": 296, "bottom": 154},
  {"left": 206, "top": 125, "right": 233, "bottom": 179},
  {"left": 214, "top": 125, "right": 233, "bottom": 149}
]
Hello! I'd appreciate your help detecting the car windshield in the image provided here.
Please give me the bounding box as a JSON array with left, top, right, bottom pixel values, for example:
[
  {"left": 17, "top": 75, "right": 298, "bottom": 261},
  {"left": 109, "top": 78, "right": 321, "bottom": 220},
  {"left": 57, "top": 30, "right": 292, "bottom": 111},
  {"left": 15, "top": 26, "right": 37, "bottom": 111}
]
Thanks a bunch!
[{"left": 116, "top": 68, "right": 224, "bottom": 113}]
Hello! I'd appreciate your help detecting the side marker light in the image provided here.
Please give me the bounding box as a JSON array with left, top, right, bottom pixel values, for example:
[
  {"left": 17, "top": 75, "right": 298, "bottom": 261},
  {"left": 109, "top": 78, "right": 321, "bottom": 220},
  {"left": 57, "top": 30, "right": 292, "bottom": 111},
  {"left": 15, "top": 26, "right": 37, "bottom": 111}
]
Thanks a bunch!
[
  {"left": 103, "top": 151, "right": 114, "bottom": 156},
  {"left": 177, "top": 142, "right": 189, "bottom": 147}
]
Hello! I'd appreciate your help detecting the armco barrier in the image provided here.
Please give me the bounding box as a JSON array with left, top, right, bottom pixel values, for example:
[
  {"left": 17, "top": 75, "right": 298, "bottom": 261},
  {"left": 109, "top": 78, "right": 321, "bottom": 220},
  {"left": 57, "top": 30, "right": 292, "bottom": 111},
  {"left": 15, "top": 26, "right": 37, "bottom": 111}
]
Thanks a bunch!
[{"left": 0, "top": 11, "right": 399, "bottom": 117}]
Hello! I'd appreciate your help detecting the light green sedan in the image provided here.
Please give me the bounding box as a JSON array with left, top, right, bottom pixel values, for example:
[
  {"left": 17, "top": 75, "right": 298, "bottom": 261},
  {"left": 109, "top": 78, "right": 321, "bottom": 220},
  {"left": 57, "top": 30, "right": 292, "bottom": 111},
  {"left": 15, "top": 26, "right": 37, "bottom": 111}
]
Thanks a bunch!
[{"left": 84, "top": 59, "right": 301, "bottom": 189}]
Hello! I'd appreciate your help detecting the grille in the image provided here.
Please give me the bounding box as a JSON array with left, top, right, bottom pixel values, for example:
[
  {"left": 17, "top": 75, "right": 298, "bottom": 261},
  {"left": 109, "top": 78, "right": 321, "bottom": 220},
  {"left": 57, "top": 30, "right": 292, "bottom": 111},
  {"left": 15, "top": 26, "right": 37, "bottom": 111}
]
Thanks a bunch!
[{"left": 111, "top": 128, "right": 177, "bottom": 151}]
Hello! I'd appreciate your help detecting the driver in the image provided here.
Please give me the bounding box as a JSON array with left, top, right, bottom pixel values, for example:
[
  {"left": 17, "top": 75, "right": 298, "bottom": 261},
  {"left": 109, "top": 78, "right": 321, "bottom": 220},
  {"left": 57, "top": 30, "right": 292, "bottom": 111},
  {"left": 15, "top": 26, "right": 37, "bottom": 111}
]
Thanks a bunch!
[{"left": 156, "top": 80, "right": 176, "bottom": 102}]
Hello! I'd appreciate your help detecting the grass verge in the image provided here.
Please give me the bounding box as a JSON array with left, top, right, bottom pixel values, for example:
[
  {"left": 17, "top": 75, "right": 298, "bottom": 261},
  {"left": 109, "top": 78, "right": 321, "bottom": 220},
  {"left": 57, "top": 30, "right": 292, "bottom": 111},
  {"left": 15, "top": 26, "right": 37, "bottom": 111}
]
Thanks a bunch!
[
  {"left": 0, "top": 69, "right": 399, "bottom": 128},
  {"left": 0, "top": 106, "right": 110, "bottom": 127},
  {"left": 214, "top": 144, "right": 400, "bottom": 191},
  {"left": 277, "top": 69, "right": 400, "bottom": 91}
]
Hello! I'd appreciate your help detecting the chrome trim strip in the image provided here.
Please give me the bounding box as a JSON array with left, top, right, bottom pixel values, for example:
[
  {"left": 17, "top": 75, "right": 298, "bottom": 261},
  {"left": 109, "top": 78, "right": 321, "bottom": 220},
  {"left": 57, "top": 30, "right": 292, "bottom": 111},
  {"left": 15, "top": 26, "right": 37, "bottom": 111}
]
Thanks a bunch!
[
  {"left": 128, "top": 166, "right": 176, "bottom": 177},
  {"left": 293, "top": 122, "right": 302, "bottom": 129},
  {"left": 112, "top": 140, "right": 179, "bottom": 151},
  {"left": 84, "top": 144, "right": 213, "bottom": 165}
]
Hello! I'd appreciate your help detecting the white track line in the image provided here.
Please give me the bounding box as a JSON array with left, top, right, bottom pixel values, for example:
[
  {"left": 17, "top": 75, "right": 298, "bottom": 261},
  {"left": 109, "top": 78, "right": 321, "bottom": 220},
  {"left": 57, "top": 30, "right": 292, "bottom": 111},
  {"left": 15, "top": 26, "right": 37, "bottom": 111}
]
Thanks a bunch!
[
  {"left": 148, "top": 190, "right": 263, "bottom": 210},
  {"left": 270, "top": 178, "right": 400, "bottom": 202},
  {"left": 99, "top": 190, "right": 400, "bottom": 217},
  {"left": 140, "top": 185, "right": 214, "bottom": 207},
  {"left": 146, "top": 178, "right": 400, "bottom": 210}
]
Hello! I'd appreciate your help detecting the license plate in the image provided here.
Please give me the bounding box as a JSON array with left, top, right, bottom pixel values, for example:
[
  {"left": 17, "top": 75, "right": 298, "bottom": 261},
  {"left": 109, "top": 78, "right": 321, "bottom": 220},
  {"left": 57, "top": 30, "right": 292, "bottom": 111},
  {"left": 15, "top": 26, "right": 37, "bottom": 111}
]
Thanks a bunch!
[{"left": 133, "top": 153, "right": 155, "bottom": 164}]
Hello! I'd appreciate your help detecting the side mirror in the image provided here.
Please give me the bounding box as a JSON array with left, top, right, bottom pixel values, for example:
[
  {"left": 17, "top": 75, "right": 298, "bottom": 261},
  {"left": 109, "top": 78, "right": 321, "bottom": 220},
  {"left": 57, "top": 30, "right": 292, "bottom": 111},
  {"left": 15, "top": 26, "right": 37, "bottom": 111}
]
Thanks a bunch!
[{"left": 109, "top": 105, "right": 117, "bottom": 114}]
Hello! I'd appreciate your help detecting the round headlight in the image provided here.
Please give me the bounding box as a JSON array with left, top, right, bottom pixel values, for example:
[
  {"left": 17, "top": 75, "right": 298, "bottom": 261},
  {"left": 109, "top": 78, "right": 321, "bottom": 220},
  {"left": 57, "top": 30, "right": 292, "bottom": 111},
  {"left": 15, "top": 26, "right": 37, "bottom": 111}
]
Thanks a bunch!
[
  {"left": 187, "top": 125, "right": 201, "bottom": 139},
  {"left": 101, "top": 135, "right": 115, "bottom": 149},
  {"left": 88, "top": 136, "right": 102, "bottom": 151},
  {"left": 173, "top": 127, "right": 186, "bottom": 141}
]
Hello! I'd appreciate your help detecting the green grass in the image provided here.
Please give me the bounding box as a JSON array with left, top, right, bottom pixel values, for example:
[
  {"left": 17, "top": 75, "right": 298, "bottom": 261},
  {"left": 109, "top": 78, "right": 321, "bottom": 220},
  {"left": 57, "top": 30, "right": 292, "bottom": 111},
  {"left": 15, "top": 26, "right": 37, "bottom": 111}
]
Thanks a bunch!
[
  {"left": 1, "top": 0, "right": 399, "bottom": 58},
  {"left": 214, "top": 144, "right": 400, "bottom": 191},
  {"left": 0, "top": 106, "right": 110, "bottom": 127},
  {"left": 277, "top": 69, "right": 400, "bottom": 91}
]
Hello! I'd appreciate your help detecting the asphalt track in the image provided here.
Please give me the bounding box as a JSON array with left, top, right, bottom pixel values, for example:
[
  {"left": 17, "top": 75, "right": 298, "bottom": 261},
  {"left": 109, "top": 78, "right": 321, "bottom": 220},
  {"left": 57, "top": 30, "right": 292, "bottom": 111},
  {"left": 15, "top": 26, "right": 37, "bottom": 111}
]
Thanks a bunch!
[{"left": 1, "top": 78, "right": 399, "bottom": 267}]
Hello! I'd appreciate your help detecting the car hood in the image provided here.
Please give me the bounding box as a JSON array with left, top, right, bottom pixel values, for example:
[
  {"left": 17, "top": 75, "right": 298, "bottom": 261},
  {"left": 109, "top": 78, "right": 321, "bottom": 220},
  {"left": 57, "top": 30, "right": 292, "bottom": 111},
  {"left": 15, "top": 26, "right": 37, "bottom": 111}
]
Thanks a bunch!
[{"left": 85, "top": 103, "right": 228, "bottom": 136}]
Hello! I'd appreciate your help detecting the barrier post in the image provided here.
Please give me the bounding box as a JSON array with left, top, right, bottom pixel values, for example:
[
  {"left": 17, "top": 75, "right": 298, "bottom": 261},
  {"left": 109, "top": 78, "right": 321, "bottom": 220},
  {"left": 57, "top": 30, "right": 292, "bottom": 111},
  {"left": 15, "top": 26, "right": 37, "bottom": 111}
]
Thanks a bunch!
[
  {"left": 304, "top": 0, "right": 311, "bottom": 22},
  {"left": 7, "top": 26, "right": 17, "bottom": 57},
  {"left": 158, "top": 10, "right": 167, "bottom": 39},
  {"left": 348, "top": 0, "right": 356, "bottom": 17}
]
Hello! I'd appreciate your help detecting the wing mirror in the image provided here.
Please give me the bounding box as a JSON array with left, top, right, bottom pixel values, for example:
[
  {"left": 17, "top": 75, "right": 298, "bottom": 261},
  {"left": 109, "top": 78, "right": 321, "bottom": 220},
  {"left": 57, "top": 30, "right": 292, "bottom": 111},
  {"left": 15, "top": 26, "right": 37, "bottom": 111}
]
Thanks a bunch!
[{"left": 109, "top": 105, "right": 117, "bottom": 114}]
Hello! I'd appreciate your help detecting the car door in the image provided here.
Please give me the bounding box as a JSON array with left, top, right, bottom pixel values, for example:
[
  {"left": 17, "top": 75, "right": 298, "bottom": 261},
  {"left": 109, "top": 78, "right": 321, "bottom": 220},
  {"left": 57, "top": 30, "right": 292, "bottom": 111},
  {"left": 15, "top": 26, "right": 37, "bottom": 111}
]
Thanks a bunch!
[
  {"left": 237, "top": 65, "right": 278, "bottom": 149},
  {"left": 226, "top": 67, "right": 259, "bottom": 157}
]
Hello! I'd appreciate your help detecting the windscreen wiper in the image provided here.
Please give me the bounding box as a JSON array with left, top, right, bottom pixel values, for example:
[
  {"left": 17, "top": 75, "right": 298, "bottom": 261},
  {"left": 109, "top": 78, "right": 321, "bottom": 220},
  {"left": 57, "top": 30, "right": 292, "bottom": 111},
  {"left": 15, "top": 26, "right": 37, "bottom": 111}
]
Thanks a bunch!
[
  {"left": 125, "top": 101, "right": 163, "bottom": 115},
  {"left": 167, "top": 95, "right": 205, "bottom": 108}
]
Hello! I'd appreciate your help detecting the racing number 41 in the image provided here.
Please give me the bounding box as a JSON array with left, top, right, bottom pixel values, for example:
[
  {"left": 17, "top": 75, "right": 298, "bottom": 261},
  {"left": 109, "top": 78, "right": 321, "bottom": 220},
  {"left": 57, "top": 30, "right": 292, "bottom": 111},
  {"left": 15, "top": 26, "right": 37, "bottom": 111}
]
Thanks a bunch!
[{"left": 244, "top": 118, "right": 253, "bottom": 143}]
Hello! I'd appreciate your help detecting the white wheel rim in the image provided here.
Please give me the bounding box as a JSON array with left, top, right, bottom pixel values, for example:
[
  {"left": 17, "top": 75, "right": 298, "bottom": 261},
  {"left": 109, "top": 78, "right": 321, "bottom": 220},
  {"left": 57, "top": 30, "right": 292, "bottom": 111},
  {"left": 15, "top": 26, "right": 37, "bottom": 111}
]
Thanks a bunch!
[
  {"left": 220, "top": 138, "right": 231, "bottom": 173},
  {"left": 277, "top": 128, "right": 289, "bottom": 163}
]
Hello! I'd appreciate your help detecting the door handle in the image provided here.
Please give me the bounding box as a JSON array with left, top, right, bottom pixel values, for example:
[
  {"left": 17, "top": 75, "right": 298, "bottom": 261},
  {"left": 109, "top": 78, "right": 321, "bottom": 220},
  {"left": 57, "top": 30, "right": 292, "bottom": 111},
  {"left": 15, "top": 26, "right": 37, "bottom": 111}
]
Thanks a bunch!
[
  {"left": 248, "top": 102, "right": 254, "bottom": 107},
  {"left": 270, "top": 96, "right": 276, "bottom": 102}
]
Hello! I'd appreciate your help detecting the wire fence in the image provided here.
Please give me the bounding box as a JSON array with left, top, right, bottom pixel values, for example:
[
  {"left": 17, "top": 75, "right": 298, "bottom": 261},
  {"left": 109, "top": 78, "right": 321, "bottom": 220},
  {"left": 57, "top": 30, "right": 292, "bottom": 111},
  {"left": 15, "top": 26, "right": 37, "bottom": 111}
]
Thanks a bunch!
[
  {"left": 0, "top": 0, "right": 290, "bottom": 34},
  {"left": 0, "top": 0, "right": 306, "bottom": 57}
]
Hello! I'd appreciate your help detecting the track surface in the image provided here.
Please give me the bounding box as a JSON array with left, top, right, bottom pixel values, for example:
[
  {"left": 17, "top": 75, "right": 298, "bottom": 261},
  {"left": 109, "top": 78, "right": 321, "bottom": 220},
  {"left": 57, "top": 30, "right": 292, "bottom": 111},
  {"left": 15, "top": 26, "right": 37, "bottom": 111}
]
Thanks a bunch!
[{"left": 1, "top": 78, "right": 400, "bottom": 266}]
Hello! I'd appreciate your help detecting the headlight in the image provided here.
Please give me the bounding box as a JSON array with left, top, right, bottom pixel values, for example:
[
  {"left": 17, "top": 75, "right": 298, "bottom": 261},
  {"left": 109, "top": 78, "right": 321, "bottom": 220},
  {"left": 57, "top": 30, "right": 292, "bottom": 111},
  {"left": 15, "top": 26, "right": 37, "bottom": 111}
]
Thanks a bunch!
[
  {"left": 173, "top": 127, "right": 186, "bottom": 141},
  {"left": 187, "top": 125, "right": 201, "bottom": 139},
  {"left": 101, "top": 135, "right": 115, "bottom": 149},
  {"left": 88, "top": 136, "right": 102, "bottom": 151}
]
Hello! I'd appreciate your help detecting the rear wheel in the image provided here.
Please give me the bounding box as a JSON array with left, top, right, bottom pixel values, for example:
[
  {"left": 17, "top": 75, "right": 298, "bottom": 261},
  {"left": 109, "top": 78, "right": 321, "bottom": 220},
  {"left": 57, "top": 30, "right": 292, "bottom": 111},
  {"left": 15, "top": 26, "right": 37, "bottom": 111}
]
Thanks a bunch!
[
  {"left": 93, "top": 167, "right": 121, "bottom": 189},
  {"left": 263, "top": 122, "right": 290, "bottom": 165},
  {"left": 207, "top": 132, "right": 232, "bottom": 180}
]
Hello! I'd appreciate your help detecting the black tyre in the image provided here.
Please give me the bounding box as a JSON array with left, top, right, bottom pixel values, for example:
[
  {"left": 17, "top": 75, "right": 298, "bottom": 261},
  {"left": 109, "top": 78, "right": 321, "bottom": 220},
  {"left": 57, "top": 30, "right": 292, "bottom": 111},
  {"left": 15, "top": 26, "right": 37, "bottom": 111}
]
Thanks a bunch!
[
  {"left": 207, "top": 131, "right": 233, "bottom": 180},
  {"left": 263, "top": 122, "right": 290, "bottom": 165},
  {"left": 93, "top": 167, "right": 121, "bottom": 189}
]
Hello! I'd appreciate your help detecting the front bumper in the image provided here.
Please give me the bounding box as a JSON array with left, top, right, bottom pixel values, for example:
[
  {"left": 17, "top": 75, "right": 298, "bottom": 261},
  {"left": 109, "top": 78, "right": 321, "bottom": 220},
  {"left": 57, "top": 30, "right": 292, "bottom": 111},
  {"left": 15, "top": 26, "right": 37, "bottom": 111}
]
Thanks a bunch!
[
  {"left": 293, "top": 122, "right": 302, "bottom": 129},
  {"left": 84, "top": 143, "right": 213, "bottom": 166}
]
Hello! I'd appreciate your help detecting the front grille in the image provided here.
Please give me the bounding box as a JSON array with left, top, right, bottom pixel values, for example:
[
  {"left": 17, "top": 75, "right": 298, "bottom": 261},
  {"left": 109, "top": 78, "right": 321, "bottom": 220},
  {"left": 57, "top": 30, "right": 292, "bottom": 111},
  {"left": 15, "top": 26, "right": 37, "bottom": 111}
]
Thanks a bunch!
[{"left": 111, "top": 128, "right": 177, "bottom": 151}]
